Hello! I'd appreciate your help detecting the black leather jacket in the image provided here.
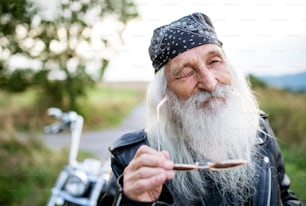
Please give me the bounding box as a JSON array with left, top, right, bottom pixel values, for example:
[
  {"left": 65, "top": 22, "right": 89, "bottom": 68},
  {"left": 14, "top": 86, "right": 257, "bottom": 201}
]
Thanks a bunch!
[{"left": 99, "top": 115, "right": 303, "bottom": 206}]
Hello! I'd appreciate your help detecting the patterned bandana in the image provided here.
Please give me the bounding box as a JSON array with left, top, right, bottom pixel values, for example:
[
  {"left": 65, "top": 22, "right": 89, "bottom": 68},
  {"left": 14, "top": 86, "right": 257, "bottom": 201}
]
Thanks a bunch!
[{"left": 149, "top": 12, "right": 222, "bottom": 73}]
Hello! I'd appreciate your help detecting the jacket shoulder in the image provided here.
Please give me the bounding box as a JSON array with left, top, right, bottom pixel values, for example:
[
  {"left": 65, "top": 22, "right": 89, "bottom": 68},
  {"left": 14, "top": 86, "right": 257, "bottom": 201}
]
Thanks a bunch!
[
  {"left": 259, "top": 110, "right": 268, "bottom": 119},
  {"left": 109, "top": 130, "right": 148, "bottom": 177},
  {"left": 109, "top": 129, "right": 147, "bottom": 155}
]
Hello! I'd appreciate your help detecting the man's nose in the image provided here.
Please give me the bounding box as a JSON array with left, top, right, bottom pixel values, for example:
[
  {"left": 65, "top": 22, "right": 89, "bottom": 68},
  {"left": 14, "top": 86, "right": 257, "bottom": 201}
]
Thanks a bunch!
[{"left": 196, "top": 68, "right": 217, "bottom": 92}]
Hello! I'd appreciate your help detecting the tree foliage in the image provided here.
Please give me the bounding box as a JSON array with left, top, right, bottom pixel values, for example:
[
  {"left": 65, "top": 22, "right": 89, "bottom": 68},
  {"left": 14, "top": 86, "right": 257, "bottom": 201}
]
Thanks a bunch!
[
  {"left": 0, "top": 0, "right": 36, "bottom": 89},
  {"left": 0, "top": 0, "right": 138, "bottom": 110}
]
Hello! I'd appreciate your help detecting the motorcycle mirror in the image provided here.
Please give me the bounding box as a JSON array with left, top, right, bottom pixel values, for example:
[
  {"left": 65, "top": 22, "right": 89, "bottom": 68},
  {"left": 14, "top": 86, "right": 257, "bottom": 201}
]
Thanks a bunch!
[{"left": 47, "top": 107, "right": 63, "bottom": 119}]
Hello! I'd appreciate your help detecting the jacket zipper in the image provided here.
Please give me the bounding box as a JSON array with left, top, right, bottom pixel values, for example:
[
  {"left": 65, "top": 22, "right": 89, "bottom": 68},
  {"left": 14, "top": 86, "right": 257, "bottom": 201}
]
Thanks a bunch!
[{"left": 264, "top": 156, "right": 271, "bottom": 206}]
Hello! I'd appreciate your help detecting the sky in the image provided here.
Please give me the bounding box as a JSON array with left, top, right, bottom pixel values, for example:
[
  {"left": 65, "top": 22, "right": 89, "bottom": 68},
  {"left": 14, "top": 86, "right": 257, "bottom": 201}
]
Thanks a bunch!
[{"left": 104, "top": 0, "right": 306, "bottom": 81}]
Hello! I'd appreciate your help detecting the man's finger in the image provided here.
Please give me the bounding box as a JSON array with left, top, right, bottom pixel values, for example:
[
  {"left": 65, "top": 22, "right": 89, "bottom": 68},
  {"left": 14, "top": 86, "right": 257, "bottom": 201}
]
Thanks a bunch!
[{"left": 124, "top": 172, "right": 167, "bottom": 195}]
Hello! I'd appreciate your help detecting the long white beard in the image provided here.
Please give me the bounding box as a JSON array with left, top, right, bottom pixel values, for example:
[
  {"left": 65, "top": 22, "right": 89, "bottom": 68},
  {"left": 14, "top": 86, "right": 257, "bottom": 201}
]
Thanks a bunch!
[
  {"left": 145, "top": 68, "right": 260, "bottom": 203},
  {"left": 168, "top": 85, "right": 257, "bottom": 162}
]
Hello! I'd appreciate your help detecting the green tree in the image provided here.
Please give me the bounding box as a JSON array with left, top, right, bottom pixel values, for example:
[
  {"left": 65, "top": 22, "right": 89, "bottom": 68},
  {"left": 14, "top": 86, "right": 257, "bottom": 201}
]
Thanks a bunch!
[
  {"left": 0, "top": 0, "right": 138, "bottom": 110},
  {"left": 0, "top": 0, "right": 37, "bottom": 91}
]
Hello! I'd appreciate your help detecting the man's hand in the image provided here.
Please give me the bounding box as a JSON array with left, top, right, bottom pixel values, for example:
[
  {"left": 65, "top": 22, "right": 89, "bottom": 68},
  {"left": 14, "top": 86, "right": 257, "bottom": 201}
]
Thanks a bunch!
[{"left": 123, "top": 145, "right": 175, "bottom": 202}]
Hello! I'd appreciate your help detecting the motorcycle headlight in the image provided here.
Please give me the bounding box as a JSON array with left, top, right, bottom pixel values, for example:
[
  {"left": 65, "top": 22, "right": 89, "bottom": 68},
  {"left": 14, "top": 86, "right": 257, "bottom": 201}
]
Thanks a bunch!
[{"left": 64, "top": 170, "right": 88, "bottom": 196}]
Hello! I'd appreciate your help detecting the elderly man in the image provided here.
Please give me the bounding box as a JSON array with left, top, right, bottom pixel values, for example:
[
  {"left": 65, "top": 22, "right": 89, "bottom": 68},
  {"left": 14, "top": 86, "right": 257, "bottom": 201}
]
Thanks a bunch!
[{"left": 100, "top": 12, "right": 303, "bottom": 205}]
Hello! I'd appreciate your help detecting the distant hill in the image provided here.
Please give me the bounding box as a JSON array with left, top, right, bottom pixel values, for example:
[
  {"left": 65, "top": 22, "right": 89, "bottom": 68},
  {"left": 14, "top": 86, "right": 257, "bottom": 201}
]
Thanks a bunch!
[{"left": 258, "top": 71, "right": 306, "bottom": 92}]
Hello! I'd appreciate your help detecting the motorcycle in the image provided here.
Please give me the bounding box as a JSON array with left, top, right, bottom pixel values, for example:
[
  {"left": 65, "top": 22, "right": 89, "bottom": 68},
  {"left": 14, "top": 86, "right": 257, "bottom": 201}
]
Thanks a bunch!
[{"left": 45, "top": 107, "right": 112, "bottom": 206}]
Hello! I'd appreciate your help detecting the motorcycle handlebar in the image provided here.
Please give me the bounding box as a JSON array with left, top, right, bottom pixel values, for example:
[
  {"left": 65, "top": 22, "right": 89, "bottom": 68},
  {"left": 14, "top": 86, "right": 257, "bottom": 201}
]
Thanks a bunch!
[
  {"left": 44, "top": 107, "right": 81, "bottom": 134},
  {"left": 44, "top": 122, "right": 67, "bottom": 134}
]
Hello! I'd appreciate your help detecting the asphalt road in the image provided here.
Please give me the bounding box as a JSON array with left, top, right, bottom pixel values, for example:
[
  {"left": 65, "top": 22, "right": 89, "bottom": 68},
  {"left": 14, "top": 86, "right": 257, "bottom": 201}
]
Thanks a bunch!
[{"left": 43, "top": 103, "right": 146, "bottom": 162}]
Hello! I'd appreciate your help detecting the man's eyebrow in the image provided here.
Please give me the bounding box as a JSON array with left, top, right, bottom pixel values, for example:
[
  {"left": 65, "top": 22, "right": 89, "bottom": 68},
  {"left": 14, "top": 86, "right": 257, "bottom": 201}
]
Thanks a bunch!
[
  {"left": 171, "top": 66, "right": 184, "bottom": 77},
  {"left": 169, "top": 62, "right": 187, "bottom": 76},
  {"left": 206, "top": 49, "right": 223, "bottom": 57}
]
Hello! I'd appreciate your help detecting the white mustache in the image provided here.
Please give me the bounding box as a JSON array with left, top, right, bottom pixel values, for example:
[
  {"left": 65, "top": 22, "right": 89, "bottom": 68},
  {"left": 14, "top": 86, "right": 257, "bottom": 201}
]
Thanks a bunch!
[{"left": 183, "top": 85, "right": 237, "bottom": 107}]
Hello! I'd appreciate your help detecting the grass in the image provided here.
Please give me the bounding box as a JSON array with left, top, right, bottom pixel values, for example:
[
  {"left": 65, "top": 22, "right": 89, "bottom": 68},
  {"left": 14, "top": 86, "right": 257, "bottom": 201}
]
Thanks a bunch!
[
  {"left": 279, "top": 144, "right": 306, "bottom": 202},
  {"left": 0, "top": 136, "right": 94, "bottom": 206},
  {"left": 79, "top": 84, "right": 145, "bottom": 130},
  {"left": 0, "top": 84, "right": 146, "bottom": 133},
  {"left": 255, "top": 87, "right": 306, "bottom": 146},
  {"left": 0, "top": 137, "right": 62, "bottom": 205}
]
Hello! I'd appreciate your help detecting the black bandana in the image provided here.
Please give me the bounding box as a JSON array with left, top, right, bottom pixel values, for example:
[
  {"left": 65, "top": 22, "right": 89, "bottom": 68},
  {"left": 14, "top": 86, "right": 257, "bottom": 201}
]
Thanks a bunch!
[{"left": 148, "top": 12, "right": 222, "bottom": 73}]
